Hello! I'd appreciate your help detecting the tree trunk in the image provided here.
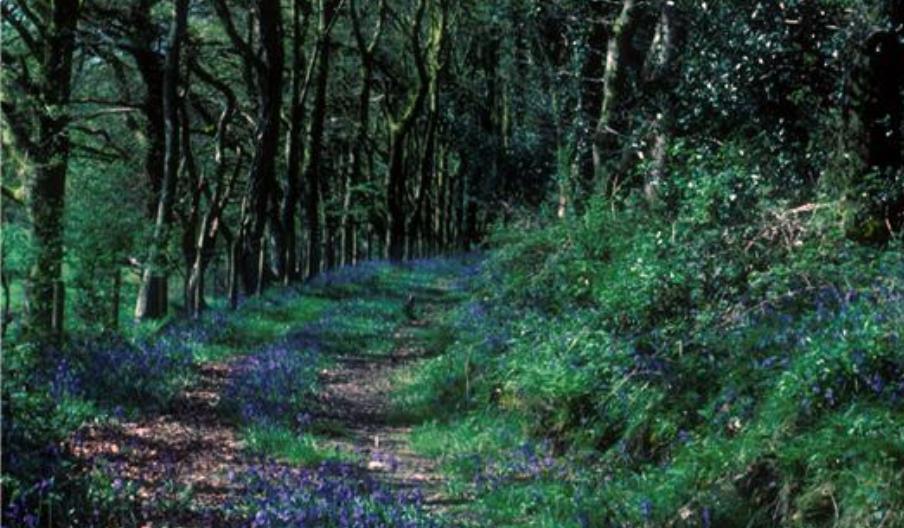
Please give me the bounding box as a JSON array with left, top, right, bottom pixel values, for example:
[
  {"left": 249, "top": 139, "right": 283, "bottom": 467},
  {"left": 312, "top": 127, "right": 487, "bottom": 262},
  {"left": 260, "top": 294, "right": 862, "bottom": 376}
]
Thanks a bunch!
[
  {"left": 228, "top": 220, "right": 244, "bottom": 310},
  {"left": 413, "top": 53, "right": 441, "bottom": 257},
  {"left": 348, "top": 0, "right": 386, "bottom": 266},
  {"left": 339, "top": 151, "right": 356, "bottom": 266},
  {"left": 19, "top": 0, "right": 80, "bottom": 344},
  {"left": 1, "top": 271, "right": 11, "bottom": 338},
  {"left": 304, "top": 0, "right": 339, "bottom": 279},
  {"left": 135, "top": 0, "right": 189, "bottom": 321},
  {"left": 126, "top": 2, "right": 167, "bottom": 219},
  {"left": 212, "top": 0, "right": 284, "bottom": 294},
  {"left": 110, "top": 269, "right": 121, "bottom": 330},
  {"left": 592, "top": 0, "right": 641, "bottom": 195},
  {"left": 283, "top": 0, "right": 313, "bottom": 284},
  {"left": 244, "top": 0, "right": 285, "bottom": 294},
  {"left": 187, "top": 57, "right": 241, "bottom": 313},
  {"left": 386, "top": 131, "right": 409, "bottom": 261},
  {"left": 643, "top": 1, "right": 683, "bottom": 204},
  {"left": 575, "top": 2, "right": 608, "bottom": 206},
  {"left": 386, "top": 0, "right": 434, "bottom": 262}
]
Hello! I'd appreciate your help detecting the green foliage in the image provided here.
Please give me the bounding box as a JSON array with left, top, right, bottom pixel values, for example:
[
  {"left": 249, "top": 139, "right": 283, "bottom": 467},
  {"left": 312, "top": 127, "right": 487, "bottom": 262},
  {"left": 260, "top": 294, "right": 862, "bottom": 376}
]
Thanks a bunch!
[
  {"left": 65, "top": 151, "right": 145, "bottom": 331},
  {"left": 398, "top": 142, "right": 904, "bottom": 526},
  {"left": 243, "top": 425, "right": 355, "bottom": 466}
]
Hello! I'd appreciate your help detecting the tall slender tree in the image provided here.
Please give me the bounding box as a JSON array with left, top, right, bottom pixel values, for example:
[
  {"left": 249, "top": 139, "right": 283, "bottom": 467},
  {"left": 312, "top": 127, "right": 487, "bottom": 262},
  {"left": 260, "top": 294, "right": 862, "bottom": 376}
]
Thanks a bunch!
[
  {"left": 135, "top": 0, "right": 189, "bottom": 321},
  {"left": 212, "top": 0, "right": 285, "bottom": 292},
  {"left": 385, "top": 0, "right": 431, "bottom": 262},
  {"left": 346, "top": 0, "right": 387, "bottom": 266},
  {"left": 304, "top": 0, "right": 341, "bottom": 279},
  {"left": 591, "top": 0, "right": 642, "bottom": 196},
  {"left": 282, "top": 0, "right": 314, "bottom": 283}
]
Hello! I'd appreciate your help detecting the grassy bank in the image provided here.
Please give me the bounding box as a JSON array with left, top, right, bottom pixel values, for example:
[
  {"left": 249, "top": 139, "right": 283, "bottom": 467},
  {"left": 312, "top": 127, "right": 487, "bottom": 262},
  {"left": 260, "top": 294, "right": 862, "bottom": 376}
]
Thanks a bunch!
[{"left": 395, "top": 148, "right": 904, "bottom": 527}]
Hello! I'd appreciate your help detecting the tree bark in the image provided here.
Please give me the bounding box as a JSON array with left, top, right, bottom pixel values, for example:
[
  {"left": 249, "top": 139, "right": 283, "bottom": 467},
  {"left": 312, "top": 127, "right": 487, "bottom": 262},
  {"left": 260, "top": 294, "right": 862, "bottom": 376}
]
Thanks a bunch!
[
  {"left": 283, "top": 0, "right": 314, "bottom": 283},
  {"left": 575, "top": 2, "right": 608, "bottom": 206},
  {"left": 135, "top": 0, "right": 189, "bottom": 321},
  {"left": 212, "top": 0, "right": 285, "bottom": 294},
  {"left": 345, "top": 0, "right": 387, "bottom": 267},
  {"left": 1, "top": 270, "right": 11, "bottom": 339},
  {"left": 642, "top": 1, "right": 683, "bottom": 204},
  {"left": 304, "top": 0, "right": 340, "bottom": 279},
  {"left": 249, "top": 0, "right": 285, "bottom": 292},
  {"left": 12, "top": 0, "right": 81, "bottom": 344},
  {"left": 844, "top": 1, "right": 904, "bottom": 242},
  {"left": 126, "top": 1, "right": 167, "bottom": 218},
  {"left": 386, "top": 0, "right": 433, "bottom": 262},
  {"left": 592, "top": 0, "right": 641, "bottom": 196}
]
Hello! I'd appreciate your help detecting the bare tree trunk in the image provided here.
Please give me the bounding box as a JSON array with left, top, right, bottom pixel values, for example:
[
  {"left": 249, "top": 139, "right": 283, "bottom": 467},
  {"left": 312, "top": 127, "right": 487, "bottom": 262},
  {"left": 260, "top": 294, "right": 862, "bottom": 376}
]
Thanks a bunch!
[
  {"left": 2, "top": 271, "right": 12, "bottom": 338},
  {"left": 135, "top": 0, "right": 188, "bottom": 321},
  {"left": 228, "top": 228, "right": 243, "bottom": 310},
  {"left": 643, "top": 1, "right": 683, "bottom": 204},
  {"left": 283, "top": 0, "right": 314, "bottom": 284},
  {"left": 110, "top": 269, "right": 121, "bottom": 330},
  {"left": 212, "top": 0, "right": 284, "bottom": 294},
  {"left": 575, "top": 2, "right": 607, "bottom": 207},
  {"left": 592, "top": 0, "right": 641, "bottom": 196},
  {"left": 249, "top": 0, "right": 285, "bottom": 293},
  {"left": 339, "top": 151, "right": 355, "bottom": 267},
  {"left": 304, "top": 0, "right": 340, "bottom": 279},
  {"left": 346, "top": 0, "right": 386, "bottom": 267},
  {"left": 128, "top": 16, "right": 167, "bottom": 219},
  {"left": 412, "top": 76, "right": 440, "bottom": 257}
]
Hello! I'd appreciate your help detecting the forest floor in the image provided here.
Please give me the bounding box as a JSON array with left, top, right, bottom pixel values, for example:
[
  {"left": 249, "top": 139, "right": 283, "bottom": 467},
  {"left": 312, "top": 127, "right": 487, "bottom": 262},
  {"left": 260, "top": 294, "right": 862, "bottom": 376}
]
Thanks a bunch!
[
  {"left": 68, "top": 260, "right": 470, "bottom": 526},
  {"left": 315, "top": 312, "right": 450, "bottom": 507}
]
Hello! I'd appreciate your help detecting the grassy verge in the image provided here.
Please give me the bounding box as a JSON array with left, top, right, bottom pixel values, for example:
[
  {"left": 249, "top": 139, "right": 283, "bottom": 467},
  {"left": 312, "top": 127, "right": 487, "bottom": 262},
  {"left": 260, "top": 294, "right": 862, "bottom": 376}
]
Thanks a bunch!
[{"left": 393, "top": 154, "right": 904, "bottom": 527}]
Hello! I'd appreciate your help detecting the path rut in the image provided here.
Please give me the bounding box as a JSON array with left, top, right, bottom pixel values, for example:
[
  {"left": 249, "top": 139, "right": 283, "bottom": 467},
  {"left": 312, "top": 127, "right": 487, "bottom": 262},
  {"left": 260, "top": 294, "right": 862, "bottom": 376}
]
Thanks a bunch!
[{"left": 315, "top": 314, "right": 449, "bottom": 510}]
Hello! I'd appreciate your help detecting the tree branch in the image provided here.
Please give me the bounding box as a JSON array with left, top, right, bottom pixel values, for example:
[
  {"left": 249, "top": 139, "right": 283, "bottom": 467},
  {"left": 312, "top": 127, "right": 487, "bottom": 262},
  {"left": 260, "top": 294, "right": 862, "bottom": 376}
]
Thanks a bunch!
[
  {"left": 1, "top": 186, "right": 25, "bottom": 207},
  {"left": 0, "top": 101, "right": 35, "bottom": 154},
  {"left": 1, "top": 3, "right": 39, "bottom": 54},
  {"left": 210, "top": 0, "right": 266, "bottom": 74}
]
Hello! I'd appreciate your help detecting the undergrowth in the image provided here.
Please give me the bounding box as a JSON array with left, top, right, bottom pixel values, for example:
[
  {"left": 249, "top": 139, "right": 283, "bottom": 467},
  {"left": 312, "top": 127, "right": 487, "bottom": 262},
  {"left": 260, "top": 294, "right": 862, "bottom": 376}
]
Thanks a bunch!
[{"left": 396, "top": 144, "right": 904, "bottom": 527}]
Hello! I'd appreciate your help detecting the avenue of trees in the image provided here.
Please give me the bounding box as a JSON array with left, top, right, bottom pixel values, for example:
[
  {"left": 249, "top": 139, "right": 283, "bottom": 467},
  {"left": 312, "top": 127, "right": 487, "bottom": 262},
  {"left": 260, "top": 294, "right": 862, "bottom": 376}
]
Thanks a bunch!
[{"left": 2, "top": 0, "right": 902, "bottom": 346}]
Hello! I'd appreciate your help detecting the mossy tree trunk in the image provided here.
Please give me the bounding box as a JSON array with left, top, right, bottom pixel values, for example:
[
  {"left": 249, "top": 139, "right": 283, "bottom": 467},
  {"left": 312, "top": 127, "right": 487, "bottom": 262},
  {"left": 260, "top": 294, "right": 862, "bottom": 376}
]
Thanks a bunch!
[
  {"left": 385, "top": 0, "right": 438, "bottom": 262},
  {"left": 1, "top": 0, "right": 80, "bottom": 344}
]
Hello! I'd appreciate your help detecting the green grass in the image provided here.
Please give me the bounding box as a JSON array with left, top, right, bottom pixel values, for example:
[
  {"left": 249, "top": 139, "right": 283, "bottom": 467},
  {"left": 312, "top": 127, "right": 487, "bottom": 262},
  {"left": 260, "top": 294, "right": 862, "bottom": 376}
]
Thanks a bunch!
[
  {"left": 407, "top": 411, "right": 596, "bottom": 527},
  {"left": 387, "top": 183, "right": 904, "bottom": 527},
  {"left": 242, "top": 424, "right": 357, "bottom": 466},
  {"left": 409, "top": 412, "right": 528, "bottom": 466},
  {"left": 194, "top": 294, "right": 335, "bottom": 362}
]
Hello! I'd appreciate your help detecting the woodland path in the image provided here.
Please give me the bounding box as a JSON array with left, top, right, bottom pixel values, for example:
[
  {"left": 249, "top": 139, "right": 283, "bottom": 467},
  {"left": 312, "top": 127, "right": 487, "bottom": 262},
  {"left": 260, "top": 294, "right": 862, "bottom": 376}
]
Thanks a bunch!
[
  {"left": 315, "top": 298, "right": 452, "bottom": 510},
  {"left": 73, "top": 357, "right": 251, "bottom": 526},
  {"left": 70, "top": 264, "right": 467, "bottom": 526}
]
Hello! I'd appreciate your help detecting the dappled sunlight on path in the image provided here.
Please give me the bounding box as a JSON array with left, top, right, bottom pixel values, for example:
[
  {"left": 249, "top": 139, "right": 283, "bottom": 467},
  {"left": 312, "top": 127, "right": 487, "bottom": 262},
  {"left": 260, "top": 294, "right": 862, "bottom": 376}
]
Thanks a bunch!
[{"left": 64, "top": 259, "right": 473, "bottom": 526}]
